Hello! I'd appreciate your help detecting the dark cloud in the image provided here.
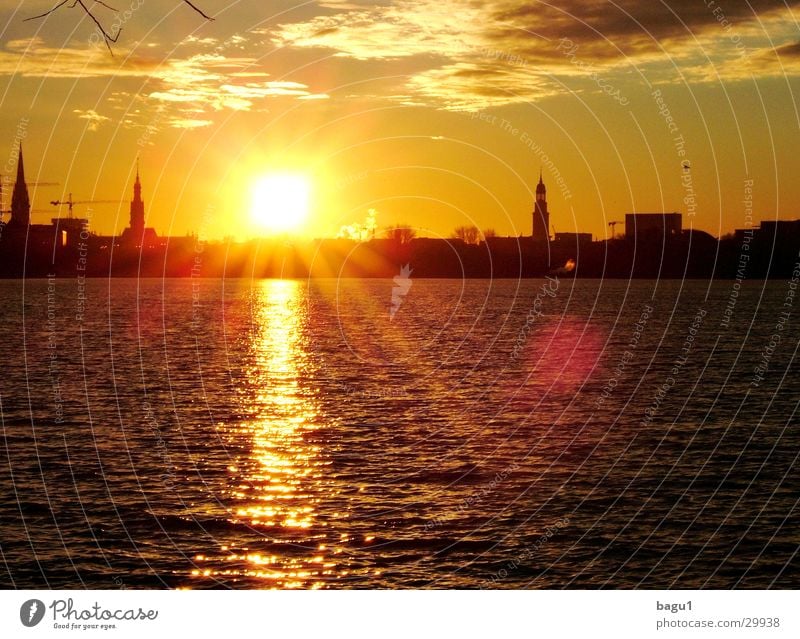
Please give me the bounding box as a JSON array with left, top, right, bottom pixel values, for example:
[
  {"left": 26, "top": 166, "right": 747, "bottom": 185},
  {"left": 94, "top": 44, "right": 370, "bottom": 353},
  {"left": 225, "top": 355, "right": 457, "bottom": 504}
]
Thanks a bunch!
[
  {"left": 487, "top": 0, "right": 799, "bottom": 65},
  {"left": 496, "top": 0, "right": 796, "bottom": 43},
  {"left": 271, "top": 0, "right": 800, "bottom": 109},
  {"left": 774, "top": 40, "right": 800, "bottom": 57}
]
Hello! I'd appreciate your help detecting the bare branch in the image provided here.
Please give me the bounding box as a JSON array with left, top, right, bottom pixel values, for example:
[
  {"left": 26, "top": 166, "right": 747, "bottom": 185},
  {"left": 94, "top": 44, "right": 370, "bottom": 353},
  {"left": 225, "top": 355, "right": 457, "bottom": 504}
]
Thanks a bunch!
[
  {"left": 26, "top": 0, "right": 119, "bottom": 54},
  {"left": 76, "top": 0, "right": 120, "bottom": 54},
  {"left": 24, "top": 0, "right": 212, "bottom": 55},
  {"left": 23, "top": 0, "right": 72, "bottom": 23},
  {"left": 183, "top": 1, "right": 214, "bottom": 20}
]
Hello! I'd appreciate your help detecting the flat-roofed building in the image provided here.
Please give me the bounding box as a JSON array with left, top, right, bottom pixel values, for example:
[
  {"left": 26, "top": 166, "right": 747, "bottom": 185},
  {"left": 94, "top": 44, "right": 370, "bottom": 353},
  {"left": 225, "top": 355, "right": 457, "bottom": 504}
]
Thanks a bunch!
[
  {"left": 554, "top": 232, "right": 592, "bottom": 245},
  {"left": 625, "top": 212, "right": 682, "bottom": 240}
]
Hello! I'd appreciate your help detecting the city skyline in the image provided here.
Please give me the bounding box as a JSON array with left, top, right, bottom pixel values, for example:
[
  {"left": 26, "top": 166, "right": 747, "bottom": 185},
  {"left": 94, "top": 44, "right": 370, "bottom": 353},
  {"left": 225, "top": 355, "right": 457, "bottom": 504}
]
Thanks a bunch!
[
  {"left": 1, "top": 1, "right": 799, "bottom": 603},
  {"left": 0, "top": 141, "right": 776, "bottom": 245},
  {"left": 0, "top": 1, "right": 797, "bottom": 240}
]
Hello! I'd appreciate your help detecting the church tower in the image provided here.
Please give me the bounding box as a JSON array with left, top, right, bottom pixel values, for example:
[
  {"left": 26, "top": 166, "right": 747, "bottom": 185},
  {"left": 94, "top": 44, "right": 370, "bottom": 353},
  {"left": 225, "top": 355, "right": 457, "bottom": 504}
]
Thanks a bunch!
[
  {"left": 532, "top": 169, "right": 549, "bottom": 242},
  {"left": 129, "top": 160, "right": 145, "bottom": 239},
  {"left": 9, "top": 146, "right": 30, "bottom": 227}
]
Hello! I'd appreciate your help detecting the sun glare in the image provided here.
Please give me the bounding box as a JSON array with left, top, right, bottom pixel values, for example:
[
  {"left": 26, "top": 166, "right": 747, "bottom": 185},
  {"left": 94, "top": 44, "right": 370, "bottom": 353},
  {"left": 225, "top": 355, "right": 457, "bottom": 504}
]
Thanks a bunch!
[{"left": 251, "top": 173, "right": 311, "bottom": 232}]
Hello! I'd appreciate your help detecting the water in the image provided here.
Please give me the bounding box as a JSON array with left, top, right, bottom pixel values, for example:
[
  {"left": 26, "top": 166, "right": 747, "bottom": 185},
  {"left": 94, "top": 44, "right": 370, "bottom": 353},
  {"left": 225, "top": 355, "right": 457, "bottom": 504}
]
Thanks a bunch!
[{"left": 0, "top": 277, "right": 798, "bottom": 589}]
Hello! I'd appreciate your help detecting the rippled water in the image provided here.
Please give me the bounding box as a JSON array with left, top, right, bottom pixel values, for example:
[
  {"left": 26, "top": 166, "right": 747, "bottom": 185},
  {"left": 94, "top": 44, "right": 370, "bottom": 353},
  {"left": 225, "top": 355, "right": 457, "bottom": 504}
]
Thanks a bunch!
[{"left": 0, "top": 277, "right": 798, "bottom": 588}]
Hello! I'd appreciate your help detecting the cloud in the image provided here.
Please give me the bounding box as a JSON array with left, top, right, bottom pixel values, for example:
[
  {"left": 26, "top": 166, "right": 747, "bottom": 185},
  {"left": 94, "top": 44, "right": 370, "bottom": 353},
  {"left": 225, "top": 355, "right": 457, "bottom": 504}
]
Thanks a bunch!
[
  {"left": 270, "top": 0, "right": 800, "bottom": 109},
  {"left": 0, "top": 37, "right": 324, "bottom": 124},
  {"left": 0, "top": 37, "right": 147, "bottom": 78},
  {"left": 7, "top": 1, "right": 798, "bottom": 117},
  {"left": 408, "top": 61, "right": 560, "bottom": 110},
  {"left": 169, "top": 118, "right": 213, "bottom": 129},
  {"left": 219, "top": 80, "right": 310, "bottom": 98},
  {"left": 707, "top": 38, "right": 800, "bottom": 82},
  {"left": 149, "top": 72, "right": 318, "bottom": 113},
  {"left": 273, "top": 0, "right": 489, "bottom": 61},
  {"left": 749, "top": 38, "right": 800, "bottom": 75},
  {"left": 317, "top": 0, "right": 365, "bottom": 9},
  {"left": 494, "top": 0, "right": 797, "bottom": 47},
  {"left": 73, "top": 108, "right": 110, "bottom": 131}
]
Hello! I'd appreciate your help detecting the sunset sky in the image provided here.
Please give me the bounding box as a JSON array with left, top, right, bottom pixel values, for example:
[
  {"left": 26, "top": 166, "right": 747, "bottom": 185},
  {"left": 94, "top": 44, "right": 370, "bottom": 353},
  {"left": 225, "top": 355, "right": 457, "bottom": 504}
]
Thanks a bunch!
[{"left": 0, "top": 0, "right": 798, "bottom": 241}]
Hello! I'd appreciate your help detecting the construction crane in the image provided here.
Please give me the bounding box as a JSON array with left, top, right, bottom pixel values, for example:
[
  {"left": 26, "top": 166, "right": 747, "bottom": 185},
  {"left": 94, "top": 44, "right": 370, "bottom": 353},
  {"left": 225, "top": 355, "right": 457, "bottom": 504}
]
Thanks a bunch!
[
  {"left": 0, "top": 179, "right": 58, "bottom": 216},
  {"left": 50, "top": 193, "right": 122, "bottom": 219},
  {"left": 608, "top": 220, "right": 623, "bottom": 240}
]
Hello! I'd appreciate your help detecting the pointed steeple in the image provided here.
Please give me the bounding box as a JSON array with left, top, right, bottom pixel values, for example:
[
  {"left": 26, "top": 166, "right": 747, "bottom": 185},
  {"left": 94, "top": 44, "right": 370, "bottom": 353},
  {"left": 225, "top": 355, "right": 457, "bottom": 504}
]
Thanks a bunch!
[
  {"left": 129, "top": 158, "right": 145, "bottom": 239},
  {"left": 10, "top": 145, "right": 30, "bottom": 226},
  {"left": 133, "top": 157, "right": 142, "bottom": 201},
  {"left": 532, "top": 167, "right": 549, "bottom": 242},
  {"left": 16, "top": 146, "right": 25, "bottom": 184},
  {"left": 536, "top": 167, "right": 546, "bottom": 197}
]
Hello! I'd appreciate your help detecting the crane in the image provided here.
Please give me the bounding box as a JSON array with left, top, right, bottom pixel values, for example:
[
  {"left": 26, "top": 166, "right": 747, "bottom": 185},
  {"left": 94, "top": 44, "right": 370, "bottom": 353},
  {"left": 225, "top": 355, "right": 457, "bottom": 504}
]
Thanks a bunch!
[
  {"left": 50, "top": 193, "right": 121, "bottom": 219},
  {"left": 608, "top": 220, "right": 623, "bottom": 240},
  {"left": 0, "top": 179, "right": 58, "bottom": 216}
]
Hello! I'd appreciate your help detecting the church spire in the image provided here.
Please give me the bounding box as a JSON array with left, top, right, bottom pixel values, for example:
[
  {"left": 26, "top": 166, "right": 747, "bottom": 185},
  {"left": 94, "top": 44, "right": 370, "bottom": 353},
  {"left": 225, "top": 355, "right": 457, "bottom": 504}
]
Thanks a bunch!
[
  {"left": 536, "top": 167, "right": 546, "bottom": 198},
  {"left": 16, "top": 145, "right": 25, "bottom": 184},
  {"left": 129, "top": 159, "right": 145, "bottom": 239},
  {"left": 133, "top": 157, "right": 141, "bottom": 201},
  {"left": 532, "top": 168, "right": 549, "bottom": 242},
  {"left": 10, "top": 145, "right": 30, "bottom": 226}
]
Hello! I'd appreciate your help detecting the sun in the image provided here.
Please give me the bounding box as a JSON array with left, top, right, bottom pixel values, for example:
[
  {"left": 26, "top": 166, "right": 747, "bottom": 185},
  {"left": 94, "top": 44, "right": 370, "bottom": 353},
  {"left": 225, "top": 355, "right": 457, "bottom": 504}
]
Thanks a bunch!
[{"left": 251, "top": 173, "right": 311, "bottom": 232}]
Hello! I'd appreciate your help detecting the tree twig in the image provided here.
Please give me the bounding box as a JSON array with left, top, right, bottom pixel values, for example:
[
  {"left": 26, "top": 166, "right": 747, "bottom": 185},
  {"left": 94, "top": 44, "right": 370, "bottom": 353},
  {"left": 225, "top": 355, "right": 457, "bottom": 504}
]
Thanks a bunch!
[
  {"left": 25, "top": 0, "right": 120, "bottom": 54},
  {"left": 76, "top": 0, "right": 120, "bottom": 54},
  {"left": 182, "top": 1, "right": 214, "bottom": 21},
  {"left": 24, "top": 0, "right": 213, "bottom": 54},
  {"left": 23, "top": 0, "right": 72, "bottom": 23}
]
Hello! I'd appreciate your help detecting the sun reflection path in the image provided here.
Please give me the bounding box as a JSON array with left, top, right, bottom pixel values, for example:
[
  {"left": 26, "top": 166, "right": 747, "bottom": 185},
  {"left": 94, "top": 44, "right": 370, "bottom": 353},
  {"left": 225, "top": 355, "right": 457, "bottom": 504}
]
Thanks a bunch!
[{"left": 206, "top": 280, "right": 337, "bottom": 588}]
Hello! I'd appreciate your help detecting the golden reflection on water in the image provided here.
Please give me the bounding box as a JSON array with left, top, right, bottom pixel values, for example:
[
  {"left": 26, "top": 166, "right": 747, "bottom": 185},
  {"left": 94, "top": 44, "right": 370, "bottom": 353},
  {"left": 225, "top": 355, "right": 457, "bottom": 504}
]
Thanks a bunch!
[
  {"left": 197, "top": 280, "right": 337, "bottom": 588},
  {"left": 235, "top": 280, "right": 319, "bottom": 530}
]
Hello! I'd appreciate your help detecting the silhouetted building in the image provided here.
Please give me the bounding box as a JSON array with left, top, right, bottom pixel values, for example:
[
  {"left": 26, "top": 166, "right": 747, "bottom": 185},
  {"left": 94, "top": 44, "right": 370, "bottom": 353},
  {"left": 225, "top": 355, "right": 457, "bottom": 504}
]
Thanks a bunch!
[
  {"left": 7, "top": 142, "right": 800, "bottom": 280},
  {"left": 735, "top": 220, "right": 800, "bottom": 244},
  {"left": 52, "top": 217, "right": 89, "bottom": 248},
  {"left": 0, "top": 147, "right": 65, "bottom": 276},
  {"left": 625, "top": 212, "right": 682, "bottom": 240},
  {"left": 8, "top": 146, "right": 30, "bottom": 227},
  {"left": 554, "top": 232, "right": 592, "bottom": 246},
  {"left": 120, "top": 163, "right": 158, "bottom": 247},
  {"left": 532, "top": 170, "right": 550, "bottom": 242},
  {"left": 130, "top": 162, "right": 144, "bottom": 237}
]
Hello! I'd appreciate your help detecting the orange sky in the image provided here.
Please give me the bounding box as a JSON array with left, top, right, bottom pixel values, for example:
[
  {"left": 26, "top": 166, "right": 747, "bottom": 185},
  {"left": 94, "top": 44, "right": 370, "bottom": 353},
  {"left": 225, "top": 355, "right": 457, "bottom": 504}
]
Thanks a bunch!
[{"left": 0, "top": 0, "right": 799, "bottom": 241}]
